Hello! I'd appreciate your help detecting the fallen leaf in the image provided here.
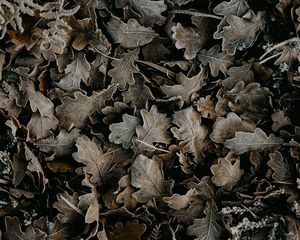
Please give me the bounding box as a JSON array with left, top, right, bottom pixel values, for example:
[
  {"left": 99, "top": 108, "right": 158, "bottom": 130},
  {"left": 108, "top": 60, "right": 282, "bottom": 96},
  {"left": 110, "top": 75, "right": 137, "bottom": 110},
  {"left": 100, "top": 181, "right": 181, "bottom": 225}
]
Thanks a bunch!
[
  {"left": 131, "top": 154, "right": 174, "bottom": 203},
  {"left": 163, "top": 188, "right": 198, "bottom": 210},
  {"left": 271, "top": 110, "right": 291, "bottom": 132}
]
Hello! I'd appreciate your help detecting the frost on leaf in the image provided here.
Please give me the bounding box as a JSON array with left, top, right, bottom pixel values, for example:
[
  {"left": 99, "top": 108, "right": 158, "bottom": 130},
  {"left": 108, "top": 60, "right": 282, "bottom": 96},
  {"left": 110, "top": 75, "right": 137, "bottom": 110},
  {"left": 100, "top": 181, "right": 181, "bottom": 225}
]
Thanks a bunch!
[
  {"left": 132, "top": 105, "right": 171, "bottom": 156},
  {"left": 55, "top": 84, "right": 117, "bottom": 129},
  {"left": 210, "top": 112, "right": 255, "bottom": 144},
  {"left": 108, "top": 49, "right": 139, "bottom": 91},
  {"left": 73, "top": 135, "right": 131, "bottom": 187},
  {"left": 198, "top": 45, "right": 233, "bottom": 77},
  {"left": 224, "top": 128, "right": 284, "bottom": 155},
  {"left": 131, "top": 154, "right": 174, "bottom": 203},
  {"left": 211, "top": 152, "right": 244, "bottom": 190},
  {"left": 115, "top": 0, "right": 167, "bottom": 27},
  {"left": 171, "top": 106, "right": 208, "bottom": 162},
  {"left": 56, "top": 53, "right": 91, "bottom": 91},
  {"left": 187, "top": 201, "right": 223, "bottom": 240},
  {"left": 161, "top": 68, "right": 205, "bottom": 104},
  {"left": 106, "top": 16, "right": 157, "bottom": 49},
  {"left": 109, "top": 114, "right": 141, "bottom": 149}
]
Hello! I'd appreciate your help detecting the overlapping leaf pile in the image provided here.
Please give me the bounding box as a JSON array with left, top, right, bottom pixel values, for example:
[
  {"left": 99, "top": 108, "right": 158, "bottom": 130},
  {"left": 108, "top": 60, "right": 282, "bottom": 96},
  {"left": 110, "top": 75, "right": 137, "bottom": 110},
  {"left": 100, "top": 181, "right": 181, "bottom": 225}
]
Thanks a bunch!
[{"left": 0, "top": 0, "right": 300, "bottom": 239}]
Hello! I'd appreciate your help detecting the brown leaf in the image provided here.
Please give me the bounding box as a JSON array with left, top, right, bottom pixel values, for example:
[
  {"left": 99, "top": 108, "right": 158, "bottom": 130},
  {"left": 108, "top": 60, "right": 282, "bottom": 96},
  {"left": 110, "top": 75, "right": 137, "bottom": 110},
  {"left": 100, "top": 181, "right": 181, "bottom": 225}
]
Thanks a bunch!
[
  {"left": 4, "top": 216, "right": 47, "bottom": 240},
  {"left": 102, "top": 102, "right": 129, "bottom": 125},
  {"left": 187, "top": 201, "right": 223, "bottom": 240},
  {"left": 267, "top": 151, "right": 294, "bottom": 184},
  {"left": 132, "top": 105, "right": 171, "bottom": 156},
  {"left": 161, "top": 68, "right": 205, "bottom": 104},
  {"left": 210, "top": 112, "right": 255, "bottom": 143},
  {"left": 198, "top": 45, "right": 233, "bottom": 77},
  {"left": 195, "top": 95, "right": 218, "bottom": 119},
  {"left": 55, "top": 84, "right": 117, "bottom": 129},
  {"left": 27, "top": 112, "right": 59, "bottom": 141},
  {"left": 211, "top": 152, "right": 244, "bottom": 189},
  {"left": 78, "top": 188, "right": 100, "bottom": 224},
  {"left": 171, "top": 106, "right": 208, "bottom": 162},
  {"left": 271, "top": 110, "right": 291, "bottom": 132},
  {"left": 131, "top": 154, "right": 174, "bottom": 203},
  {"left": 34, "top": 128, "right": 80, "bottom": 158},
  {"left": 224, "top": 128, "right": 284, "bottom": 155},
  {"left": 106, "top": 16, "right": 158, "bottom": 48},
  {"left": 55, "top": 53, "right": 91, "bottom": 91},
  {"left": 163, "top": 188, "right": 198, "bottom": 210},
  {"left": 53, "top": 191, "right": 82, "bottom": 224},
  {"left": 115, "top": 175, "right": 137, "bottom": 210},
  {"left": 105, "top": 219, "right": 146, "bottom": 240},
  {"left": 73, "top": 135, "right": 131, "bottom": 186},
  {"left": 109, "top": 114, "right": 141, "bottom": 149},
  {"left": 115, "top": 0, "right": 167, "bottom": 27},
  {"left": 108, "top": 49, "right": 139, "bottom": 91}
]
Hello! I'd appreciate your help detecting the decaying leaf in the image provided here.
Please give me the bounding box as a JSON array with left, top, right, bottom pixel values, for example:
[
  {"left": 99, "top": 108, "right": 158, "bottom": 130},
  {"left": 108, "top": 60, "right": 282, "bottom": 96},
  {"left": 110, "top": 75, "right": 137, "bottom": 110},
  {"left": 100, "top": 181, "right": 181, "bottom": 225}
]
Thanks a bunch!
[
  {"left": 131, "top": 154, "right": 174, "bottom": 203},
  {"left": 224, "top": 128, "right": 284, "bottom": 154},
  {"left": 55, "top": 84, "right": 117, "bottom": 129},
  {"left": 187, "top": 201, "right": 223, "bottom": 240},
  {"left": 109, "top": 114, "right": 141, "bottom": 149},
  {"left": 211, "top": 152, "right": 244, "bottom": 189},
  {"left": 107, "top": 16, "right": 157, "bottom": 49},
  {"left": 108, "top": 49, "right": 139, "bottom": 91},
  {"left": 198, "top": 45, "right": 233, "bottom": 77}
]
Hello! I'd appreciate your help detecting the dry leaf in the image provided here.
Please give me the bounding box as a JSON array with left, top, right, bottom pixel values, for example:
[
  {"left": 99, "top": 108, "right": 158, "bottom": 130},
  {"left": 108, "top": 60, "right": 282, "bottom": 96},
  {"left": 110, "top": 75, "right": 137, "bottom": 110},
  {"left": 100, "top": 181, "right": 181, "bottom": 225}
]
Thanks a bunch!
[
  {"left": 107, "top": 16, "right": 158, "bottom": 48},
  {"left": 131, "top": 154, "right": 174, "bottom": 203},
  {"left": 115, "top": 175, "right": 137, "bottom": 209},
  {"left": 224, "top": 128, "right": 284, "bottom": 154},
  {"left": 78, "top": 188, "right": 100, "bottom": 224},
  {"left": 271, "top": 110, "right": 291, "bottom": 132},
  {"left": 163, "top": 188, "right": 198, "bottom": 210},
  {"left": 109, "top": 114, "right": 141, "bottom": 149},
  {"left": 211, "top": 152, "right": 244, "bottom": 189}
]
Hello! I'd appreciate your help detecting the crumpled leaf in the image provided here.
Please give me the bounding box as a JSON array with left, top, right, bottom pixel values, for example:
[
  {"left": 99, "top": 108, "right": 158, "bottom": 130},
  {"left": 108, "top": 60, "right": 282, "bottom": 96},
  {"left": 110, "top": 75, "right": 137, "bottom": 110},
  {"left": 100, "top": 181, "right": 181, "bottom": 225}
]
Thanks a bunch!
[
  {"left": 198, "top": 45, "right": 233, "bottom": 77},
  {"left": 34, "top": 128, "right": 80, "bottom": 158},
  {"left": 211, "top": 152, "right": 244, "bottom": 190},
  {"left": 56, "top": 53, "right": 91, "bottom": 91},
  {"left": 216, "top": 11, "right": 265, "bottom": 55},
  {"left": 53, "top": 191, "right": 82, "bottom": 224},
  {"left": 27, "top": 112, "right": 59, "bottom": 140},
  {"left": 187, "top": 201, "right": 223, "bottom": 240},
  {"left": 106, "top": 219, "right": 146, "bottom": 240},
  {"left": 55, "top": 84, "right": 117, "bottom": 129},
  {"left": 224, "top": 128, "right": 284, "bottom": 155},
  {"left": 210, "top": 112, "right": 255, "bottom": 143},
  {"left": 115, "top": 0, "right": 167, "bottom": 27},
  {"left": 161, "top": 68, "right": 205, "bottom": 104},
  {"left": 163, "top": 188, "right": 198, "bottom": 210},
  {"left": 73, "top": 135, "right": 131, "bottom": 186},
  {"left": 20, "top": 78, "right": 54, "bottom": 117},
  {"left": 107, "top": 16, "right": 157, "bottom": 49},
  {"left": 109, "top": 114, "right": 141, "bottom": 149},
  {"left": 132, "top": 105, "right": 171, "bottom": 156},
  {"left": 4, "top": 216, "right": 47, "bottom": 240},
  {"left": 131, "top": 154, "right": 174, "bottom": 203},
  {"left": 171, "top": 106, "right": 208, "bottom": 162},
  {"left": 267, "top": 151, "right": 294, "bottom": 184},
  {"left": 108, "top": 49, "right": 139, "bottom": 91},
  {"left": 172, "top": 23, "right": 204, "bottom": 60}
]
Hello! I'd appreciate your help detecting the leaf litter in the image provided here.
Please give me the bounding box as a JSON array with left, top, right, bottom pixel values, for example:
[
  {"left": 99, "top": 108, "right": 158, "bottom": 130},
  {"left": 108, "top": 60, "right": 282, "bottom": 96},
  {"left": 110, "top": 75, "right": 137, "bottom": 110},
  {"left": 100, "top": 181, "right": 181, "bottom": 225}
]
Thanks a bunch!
[{"left": 0, "top": 0, "right": 300, "bottom": 239}]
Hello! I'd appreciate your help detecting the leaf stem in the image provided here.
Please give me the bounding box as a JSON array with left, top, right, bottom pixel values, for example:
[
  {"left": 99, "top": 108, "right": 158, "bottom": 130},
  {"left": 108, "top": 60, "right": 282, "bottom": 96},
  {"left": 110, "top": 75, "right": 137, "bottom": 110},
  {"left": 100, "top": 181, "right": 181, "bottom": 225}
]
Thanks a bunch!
[
  {"left": 170, "top": 10, "right": 222, "bottom": 20},
  {"left": 259, "top": 37, "right": 299, "bottom": 61}
]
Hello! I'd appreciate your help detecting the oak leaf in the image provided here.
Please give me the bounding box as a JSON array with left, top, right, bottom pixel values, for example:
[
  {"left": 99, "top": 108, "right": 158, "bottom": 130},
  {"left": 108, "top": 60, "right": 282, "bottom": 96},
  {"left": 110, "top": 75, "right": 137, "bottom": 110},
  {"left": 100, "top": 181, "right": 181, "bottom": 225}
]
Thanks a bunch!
[
  {"left": 210, "top": 112, "right": 255, "bottom": 143},
  {"left": 115, "top": 175, "right": 137, "bottom": 210},
  {"left": 56, "top": 53, "right": 91, "bottom": 91},
  {"left": 211, "top": 152, "right": 244, "bottom": 189},
  {"left": 55, "top": 84, "right": 117, "bottom": 129},
  {"left": 109, "top": 114, "right": 141, "bottom": 149},
  {"left": 131, "top": 154, "right": 174, "bottom": 203},
  {"left": 108, "top": 49, "right": 139, "bottom": 91},
  {"left": 132, "top": 105, "right": 171, "bottom": 156},
  {"left": 161, "top": 68, "right": 205, "bottom": 104},
  {"left": 171, "top": 106, "right": 208, "bottom": 162},
  {"left": 73, "top": 135, "right": 131, "bottom": 186},
  {"left": 187, "top": 201, "right": 223, "bottom": 240},
  {"left": 106, "top": 220, "right": 146, "bottom": 240},
  {"left": 78, "top": 188, "right": 100, "bottom": 224},
  {"left": 198, "top": 45, "right": 233, "bottom": 77},
  {"left": 271, "top": 110, "right": 291, "bottom": 132},
  {"left": 224, "top": 128, "right": 284, "bottom": 155},
  {"left": 106, "top": 16, "right": 157, "bottom": 48},
  {"left": 115, "top": 0, "right": 167, "bottom": 27}
]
